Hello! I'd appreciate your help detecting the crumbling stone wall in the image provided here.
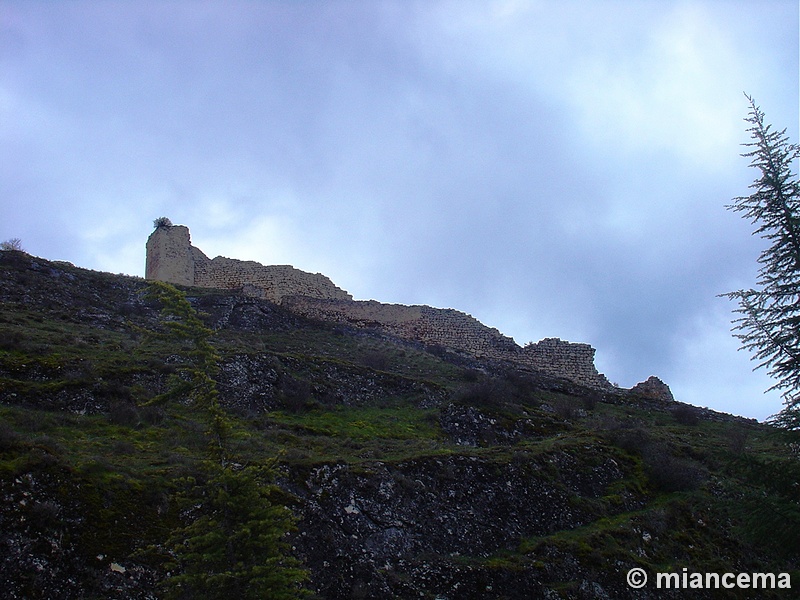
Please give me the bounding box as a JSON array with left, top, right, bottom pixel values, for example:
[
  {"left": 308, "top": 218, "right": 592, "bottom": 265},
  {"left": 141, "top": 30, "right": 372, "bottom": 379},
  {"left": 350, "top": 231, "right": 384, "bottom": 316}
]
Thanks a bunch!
[
  {"left": 284, "top": 297, "right": 611, "bottom": 389},
  {"left": 191, "top": 251, "right": 351, "bottom": 303},
  {"left": 520, "top": 338, "right": 610, "bottom": 388},
  {"left": 145, "top": 225, "right": 351, "bottom": 303},
  {"left": 282, "top": 298, "right": 519, "bottom": 356},
  {"left": 146, "top": 224, "right": 610, "bottom": 389}
]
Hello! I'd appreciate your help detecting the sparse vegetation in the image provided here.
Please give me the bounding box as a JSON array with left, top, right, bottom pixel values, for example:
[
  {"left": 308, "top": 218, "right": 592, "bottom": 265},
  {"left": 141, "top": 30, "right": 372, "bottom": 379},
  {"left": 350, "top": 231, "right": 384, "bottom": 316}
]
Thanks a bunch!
[
  {"left": 153, "top": 217, "right": 173, "bottom": 228},
  {"left": 0, "top": 238, "right": 24, "bottom": 252}
]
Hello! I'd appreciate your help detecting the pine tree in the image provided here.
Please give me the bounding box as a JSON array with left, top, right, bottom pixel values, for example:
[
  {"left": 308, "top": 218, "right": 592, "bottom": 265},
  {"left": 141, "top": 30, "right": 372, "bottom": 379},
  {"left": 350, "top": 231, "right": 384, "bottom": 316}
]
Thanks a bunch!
[
  {"left": 141, "top": 282, "right": 308, "bottom": 597},
  {"left": 142, "top": 280, "right": 229, "bottom": 460},
  {"left": 162, "top": 462, "right": 308, "bottom": 600},
  {"left": 724, "top": 95, "right": 800, "bottom": 428}
]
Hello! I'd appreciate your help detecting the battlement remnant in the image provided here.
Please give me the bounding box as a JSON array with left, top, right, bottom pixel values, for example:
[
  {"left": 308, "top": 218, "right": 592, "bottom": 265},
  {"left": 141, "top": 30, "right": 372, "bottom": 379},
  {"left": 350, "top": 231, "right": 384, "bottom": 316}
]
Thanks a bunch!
[
  {"left": 521, "top": 337, "right": 610, "bottom": 388},
  {"left": 145, "top": 222, "right": 613, "bottom": 389}
]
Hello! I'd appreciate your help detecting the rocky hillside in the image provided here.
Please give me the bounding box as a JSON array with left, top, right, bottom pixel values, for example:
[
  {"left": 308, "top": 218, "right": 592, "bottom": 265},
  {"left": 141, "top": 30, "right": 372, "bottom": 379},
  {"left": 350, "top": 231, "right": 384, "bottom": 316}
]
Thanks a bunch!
[{"left": 1, "top": 250, "right": 799, "bottom": 599}]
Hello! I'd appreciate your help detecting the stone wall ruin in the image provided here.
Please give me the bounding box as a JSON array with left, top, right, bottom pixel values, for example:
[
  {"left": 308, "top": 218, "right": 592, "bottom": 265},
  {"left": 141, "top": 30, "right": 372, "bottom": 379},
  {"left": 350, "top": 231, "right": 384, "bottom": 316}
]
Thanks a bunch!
[
  {"left": 146, "top": 224, "right": 351, "bottom": 303},
  {"left": 146, "top": 223, "right": 611, "bottom": 389},
  {"left": 284, "top": 296, "right": 611, "bottom": 388}
]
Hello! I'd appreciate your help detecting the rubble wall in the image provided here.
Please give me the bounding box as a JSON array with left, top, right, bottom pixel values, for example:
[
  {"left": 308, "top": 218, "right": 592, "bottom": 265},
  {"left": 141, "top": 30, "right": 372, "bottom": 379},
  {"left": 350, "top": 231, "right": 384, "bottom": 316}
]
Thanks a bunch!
[{"left": 284, "top": 297, "right": 610, "bottom": 388}]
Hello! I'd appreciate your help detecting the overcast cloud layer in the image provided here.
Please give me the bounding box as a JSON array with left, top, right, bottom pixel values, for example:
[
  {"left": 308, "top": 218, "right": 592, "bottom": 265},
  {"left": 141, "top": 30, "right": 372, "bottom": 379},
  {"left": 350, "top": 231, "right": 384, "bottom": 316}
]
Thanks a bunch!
[{"left": 1, "top": 1, "right": 798, "bottom": 420}]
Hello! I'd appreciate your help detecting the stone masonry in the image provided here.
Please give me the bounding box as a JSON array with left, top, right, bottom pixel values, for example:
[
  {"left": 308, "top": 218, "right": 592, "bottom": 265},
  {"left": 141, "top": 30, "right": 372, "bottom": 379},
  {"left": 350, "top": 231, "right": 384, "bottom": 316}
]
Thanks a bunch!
[
  {"left": 146, "top": 224, "right": 351, "bottom": 303},
  {"left": 146, "top": 223, "right": 611, "bottom": 389},
  {"left": 283, "top": 297, "right": 611, "bottom": 388},
  {"left": 521, "top": 338, "right": 610, "bottom": 389},
  {"left": 281, "top": 297, "right": 520, "bottom": 358}
]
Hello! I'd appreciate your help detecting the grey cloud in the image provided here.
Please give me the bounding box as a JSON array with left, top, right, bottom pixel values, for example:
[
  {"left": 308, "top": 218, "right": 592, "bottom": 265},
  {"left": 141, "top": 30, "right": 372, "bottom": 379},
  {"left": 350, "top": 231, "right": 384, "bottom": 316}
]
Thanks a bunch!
[{"left": 0, "top": 1, "right": 796, "bottom": 420}]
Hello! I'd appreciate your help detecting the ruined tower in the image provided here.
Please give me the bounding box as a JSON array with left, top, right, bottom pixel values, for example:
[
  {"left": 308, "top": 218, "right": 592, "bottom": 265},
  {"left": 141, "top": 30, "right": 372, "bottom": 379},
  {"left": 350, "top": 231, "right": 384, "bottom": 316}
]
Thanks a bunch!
[{"left": 145, "top": 224, "right": 194, "bottom": 286}]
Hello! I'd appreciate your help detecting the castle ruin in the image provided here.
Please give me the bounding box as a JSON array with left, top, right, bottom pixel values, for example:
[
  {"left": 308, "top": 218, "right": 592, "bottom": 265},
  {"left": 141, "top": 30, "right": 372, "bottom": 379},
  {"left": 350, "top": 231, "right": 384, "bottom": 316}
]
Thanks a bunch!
[
  {"left": 146, "top": 223, "right": 351, "bottom": 303},
  {"left": 146, "top": 222, "right": 611, "bottom": 389}
]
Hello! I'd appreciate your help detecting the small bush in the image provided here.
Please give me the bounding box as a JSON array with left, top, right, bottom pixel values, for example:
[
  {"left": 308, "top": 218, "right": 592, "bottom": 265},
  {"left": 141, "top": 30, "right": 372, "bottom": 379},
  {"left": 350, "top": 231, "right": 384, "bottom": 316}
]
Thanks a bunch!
[
  {"left": 671, "top": 404, "right": 700, "bottom": 426},
  {"left": 605, "top": 425, "right": 705, "bottom": 492},
  {"left": 111, "top": 439, "right": 136, "bottom": 455},
  {"left": 607, "top": 426, "right": 653, "bottom": 457},
  {"left": 0, "top": 421, "right": 21, "bottom": 451},
  {"left": 108, "top": 400, "right": 139, "bottom": 427},
  {"left": 551, "top": 396, "right": 581, "bottom": 420},
  {"left": 454, "top": 379, "right": 513, "bottom": 409},
  {"left": 361, "top": 350, "right": 389, "bottom": 371},
  {"left": 727, "top": 427, "right": 749, "bottom": 455},
  {"left": 0, "top": 238, "right": 24, "bottom": 252},
  {"left": 140, "top": 405, "right": 166, "bottom": 426},
  {"left": 461, "top": 369, "right": 481, "bottom": 383},
  {"left": 29, "top": 499, "right": 62, "bottom": 525},
  {"left": 425, "top": 344, "right": 449, "bottom": 358},
  {"left": 644, "top": 451, "right": 705, "bottom": 493},
  {"left": 30, "top": 434, "right": 62, "bottom": 452},
  {"left": 0, "top": 329, "right": 24, "bottom": 351},
  {"left": 582, "top": 393, "right": 600, "bottom": 411},
  {"left": 96, "top": 380, "right": 133, "bottom": 402},
  {"left": 279, "top": 375, "right": 313, "bottom": 413},
  {"left": 11, "top": 410, "right": 53, "bottom": 433}
]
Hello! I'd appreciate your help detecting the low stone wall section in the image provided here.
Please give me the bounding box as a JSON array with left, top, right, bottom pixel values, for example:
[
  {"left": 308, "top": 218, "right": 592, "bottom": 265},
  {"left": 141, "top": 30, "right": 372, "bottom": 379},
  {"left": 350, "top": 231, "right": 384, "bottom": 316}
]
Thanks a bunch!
[
  {"left": 191, "top": 249, "right": 352, "bottom": 303},
  {"left": 283, "top": 297, "right": 611, "bottom": 389}
]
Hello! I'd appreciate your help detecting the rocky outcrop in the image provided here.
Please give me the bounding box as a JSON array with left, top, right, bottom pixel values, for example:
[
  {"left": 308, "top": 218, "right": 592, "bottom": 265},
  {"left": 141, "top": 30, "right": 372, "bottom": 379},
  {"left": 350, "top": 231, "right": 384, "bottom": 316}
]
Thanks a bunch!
[
  {"left": 217, "top": 353, "right": 448, "bottom": 413},
  {"left": 630, "top": 376, "right": 674, "bottom": 402},
  {"left": 285, "top": 449, "right": 633, "bottom": 599}
]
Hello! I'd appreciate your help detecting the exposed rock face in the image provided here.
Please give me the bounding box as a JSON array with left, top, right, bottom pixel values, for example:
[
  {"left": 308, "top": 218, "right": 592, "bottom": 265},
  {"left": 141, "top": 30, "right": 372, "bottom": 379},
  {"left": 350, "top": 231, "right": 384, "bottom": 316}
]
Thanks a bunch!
[
  {"left": 217, "top": 353, "right": 448, "bottom": 413},
  {"left": 285, "top": 450, "right": 631, "bottom": 599},
  {"left": 0, "top": 250, "right": 778, "bottom": 600},
  {"left": 630, "top": 376, "right": 674, "bottom": 402}
]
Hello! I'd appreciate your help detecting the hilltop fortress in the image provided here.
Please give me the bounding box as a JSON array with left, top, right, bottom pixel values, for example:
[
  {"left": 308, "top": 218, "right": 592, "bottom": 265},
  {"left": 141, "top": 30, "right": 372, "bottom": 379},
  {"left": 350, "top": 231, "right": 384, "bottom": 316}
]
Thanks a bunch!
[{"left": 146, "top": 222, "right": 614, "bottom": 389}]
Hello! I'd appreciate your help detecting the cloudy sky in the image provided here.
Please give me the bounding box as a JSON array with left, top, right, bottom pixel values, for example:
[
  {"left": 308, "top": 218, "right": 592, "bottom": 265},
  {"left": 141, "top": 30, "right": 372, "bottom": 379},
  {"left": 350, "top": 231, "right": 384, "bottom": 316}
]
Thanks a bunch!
[{"left": 1, "top": 1, "right": 797, "bottom": 420}]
